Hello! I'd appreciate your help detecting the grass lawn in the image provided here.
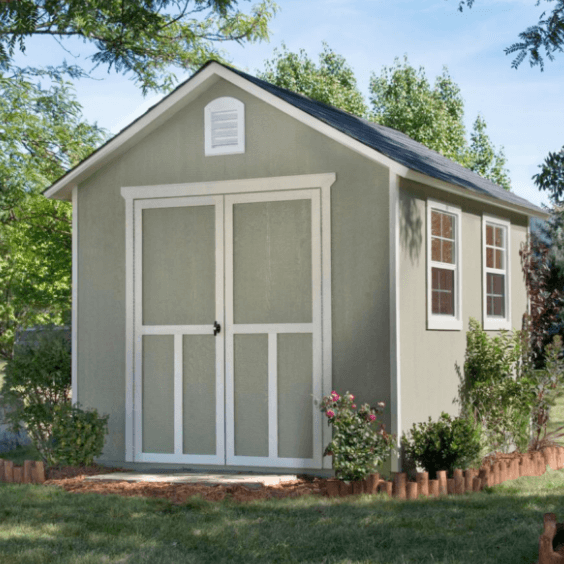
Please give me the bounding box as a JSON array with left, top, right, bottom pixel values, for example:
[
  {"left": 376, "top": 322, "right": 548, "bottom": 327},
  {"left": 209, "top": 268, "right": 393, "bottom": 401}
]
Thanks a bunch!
[{"left": 0, "top": 470, "right": 563, "bottom": 563}]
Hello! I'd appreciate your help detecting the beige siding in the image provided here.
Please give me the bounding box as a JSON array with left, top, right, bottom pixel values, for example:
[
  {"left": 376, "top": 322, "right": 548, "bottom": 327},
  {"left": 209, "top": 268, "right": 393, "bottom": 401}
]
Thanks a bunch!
[
  {"left": 399, "top": 178, "right": 528, "bottom": 450},
  {"left": 77, "top": 77, "right": 391, "bottom": 466}
]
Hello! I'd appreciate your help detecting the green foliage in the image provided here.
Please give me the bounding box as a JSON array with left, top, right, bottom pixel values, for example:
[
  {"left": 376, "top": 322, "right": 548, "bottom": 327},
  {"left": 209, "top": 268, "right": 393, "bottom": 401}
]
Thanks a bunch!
[
  {"left": 0, "top": 66, "right": 106, "bottom": 360},
  {"left": 403, "top": 412, "right": 483, "bottom": 479},
  {"left": 258, "top": 42, "right": 370, "bottom": 117},
  {"left": 320, "top": 390, "right": 396, "bottom": 482},
  {"left": 0, "top": 0, "right": 278, "bottom": 94},
  {"left": 455, "top": 318, "right": 536, "bottom": 453},
  {"left": 1, "top": 330, "right": 109, "bottom": 465},
  {"left": 51, "top": 404, "right": 109, "bottom": 466},
  {"left": 534, "top": 146, "right": 564, "bottom": 205},
  {"left": 529, "top": 335, "right": 564, "bottom": 449},
  {"left": 456, "top": 0, "right": 564, "bottom": 71},
  {"left": 369, "top": 56, "right": 467, "bottom": 163},
  {"left": 369, "top": 56, "right": 511, "bottom": 188}
]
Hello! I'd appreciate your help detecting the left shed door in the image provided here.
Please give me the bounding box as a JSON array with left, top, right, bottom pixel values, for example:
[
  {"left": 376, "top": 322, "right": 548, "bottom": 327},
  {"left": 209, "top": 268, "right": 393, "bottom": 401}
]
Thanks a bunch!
[{"left": 133, "top": 195, "right": 225, "bottom": 464}]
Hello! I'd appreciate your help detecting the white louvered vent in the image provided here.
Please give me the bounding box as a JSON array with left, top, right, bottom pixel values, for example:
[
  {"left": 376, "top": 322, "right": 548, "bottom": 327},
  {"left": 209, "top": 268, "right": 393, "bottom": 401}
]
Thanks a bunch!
[
  {"left": 205, "top": 97, "right": 245, "bottom": 156},
  {"left": 211, "top": 109, "right": 239, "bottom": 148}
]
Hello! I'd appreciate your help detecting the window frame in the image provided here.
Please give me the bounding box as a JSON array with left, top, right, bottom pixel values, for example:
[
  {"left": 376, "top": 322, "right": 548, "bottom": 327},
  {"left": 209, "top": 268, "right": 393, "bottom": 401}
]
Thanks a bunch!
[
  {"left": 204, "top": 97, "right": 245, "bottom": 156},
  {"left": 426, "top": 199, "right": 463, "bottom": 331},
  {"left": 482, "top": 214, "right": 511, "bottom": 330}
]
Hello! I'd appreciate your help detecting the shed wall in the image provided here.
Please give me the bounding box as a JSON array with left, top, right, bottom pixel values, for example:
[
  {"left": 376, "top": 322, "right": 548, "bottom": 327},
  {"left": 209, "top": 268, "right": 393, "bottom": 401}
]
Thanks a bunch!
[
  {"left": 77, "top": 78, "right": 391, "bottom": 467},
  {"left": 398, "top": 178, "right": 528, "bottom": 460}
]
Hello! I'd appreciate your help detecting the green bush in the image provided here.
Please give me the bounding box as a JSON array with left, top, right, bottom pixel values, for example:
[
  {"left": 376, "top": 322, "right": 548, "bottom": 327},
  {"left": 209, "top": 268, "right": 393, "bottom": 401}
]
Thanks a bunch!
[
  {"left": 403, "top": 412, "right": 482, "bottom": 479},
  {"left": 455, "top": 318, "right": 536, "bottom": 453},
  {"left": 321, "top": 390, "right": 396, "bottom": 482},
  {"left": 1, "top": 330, "right": 108, "bottom": 465},
  {"left": 51, "top": 403, "right": 109, "bottom": 466}
]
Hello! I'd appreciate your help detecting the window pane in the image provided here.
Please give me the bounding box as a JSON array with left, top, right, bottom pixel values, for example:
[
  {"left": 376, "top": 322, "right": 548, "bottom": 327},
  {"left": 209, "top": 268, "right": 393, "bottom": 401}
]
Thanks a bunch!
[
  {"left": 431, "top": 267, "right": 454, "bottom": 315},
  {"left": 431, "top": 211, "right": 441, "bottom": 236},
  {"left": 495, "top": 249, "right": 503, "bottom": 270},
  {"left": 495, "top": 227, "right": 503, "bottom": 248},
  {"left": 486, "top": 273, "right": 505, "bottom": 318},
  {"left": 442, "top": 240, "right": 454, "bottom": 264},
  {"left": 486, "top": 247, "right": 494, "bottom": 268},
  {"left": 486, "top": 224, "right": 493, "bottom": 246},
  {"left": 442, "top": 214, "right": 453, "bottom": 239},
  {"left": 431, "top": 237, "right": 441, "bottom": 262}
]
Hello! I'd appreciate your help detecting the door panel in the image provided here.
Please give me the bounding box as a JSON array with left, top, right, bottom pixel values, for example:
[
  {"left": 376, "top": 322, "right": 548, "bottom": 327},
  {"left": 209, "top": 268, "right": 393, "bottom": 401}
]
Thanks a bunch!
[
  {"left": 142, "top": 205, "right": 215, "bottom": 325},
  {"left": 233, "top": 334, "right": 269, "bottom": 457},
  {"left": 277, "top": 333, "right": 313, "bottom": 459},
  {"left": 232, "top": 199, "right": 313, "bottom": 324},
  {"left": 142, "top": 335, "right": 174, "bottom": 454},
  {"left": 182, "top": 335, "right": 216, "bottom": 455}
]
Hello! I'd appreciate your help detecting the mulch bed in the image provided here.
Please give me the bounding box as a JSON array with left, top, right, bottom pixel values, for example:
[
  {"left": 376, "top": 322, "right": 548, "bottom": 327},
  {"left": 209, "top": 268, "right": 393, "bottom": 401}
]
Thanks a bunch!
[{"left": 40, "top": 448, "right": 552, "bottom": 504}]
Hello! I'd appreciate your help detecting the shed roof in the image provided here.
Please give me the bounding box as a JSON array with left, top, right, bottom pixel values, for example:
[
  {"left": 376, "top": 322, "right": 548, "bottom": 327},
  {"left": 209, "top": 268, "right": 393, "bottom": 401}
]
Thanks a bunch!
[{"left": 43, "top": 60, "right": 546, "bottom": 217}]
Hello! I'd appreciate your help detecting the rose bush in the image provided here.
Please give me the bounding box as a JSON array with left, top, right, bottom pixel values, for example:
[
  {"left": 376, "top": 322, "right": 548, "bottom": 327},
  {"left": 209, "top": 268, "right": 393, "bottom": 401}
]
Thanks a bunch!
[{"left": 321, "top": 390, "right": 396, "bottom": 482}]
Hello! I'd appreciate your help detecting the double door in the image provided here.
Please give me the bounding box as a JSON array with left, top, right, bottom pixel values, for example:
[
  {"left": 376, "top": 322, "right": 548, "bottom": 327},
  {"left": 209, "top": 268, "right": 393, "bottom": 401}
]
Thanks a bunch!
[{"left": 133, "top": 189, "right": 324, "bottom": 468}]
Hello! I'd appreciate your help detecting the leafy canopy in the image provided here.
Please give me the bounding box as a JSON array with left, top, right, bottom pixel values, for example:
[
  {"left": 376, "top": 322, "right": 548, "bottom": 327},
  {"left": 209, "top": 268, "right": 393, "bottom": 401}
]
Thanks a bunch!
[
  {"left": 456, "top": 0, "right": 564, "bottom": 71},
  {"left": 260, "top": 47, "right": 511, "bottom": 190},
  {"left": 0, "top": 66, "right": 107, "bottom": 360},
  {"left": 0, "top": 0, "right": 278, "bottom": 94}
]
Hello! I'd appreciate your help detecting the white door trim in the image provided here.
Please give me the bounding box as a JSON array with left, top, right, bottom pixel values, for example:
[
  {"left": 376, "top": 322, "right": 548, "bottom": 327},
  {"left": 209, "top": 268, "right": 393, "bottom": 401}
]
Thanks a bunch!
[
  {"left": 224, "top": 189, "right": 323, "bottom": 469},
  {"left": 121, "top": 173, "right": 335, "bottom": 467},
  {"left": 132, "top": 195, "right": 225, "bottom": 465}
]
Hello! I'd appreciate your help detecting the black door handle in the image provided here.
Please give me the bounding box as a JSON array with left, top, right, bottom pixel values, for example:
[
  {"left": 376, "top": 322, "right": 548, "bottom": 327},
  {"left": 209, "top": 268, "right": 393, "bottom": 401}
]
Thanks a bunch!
[{"left": 214, "top": 321, "right": 221, "bottom": 336}]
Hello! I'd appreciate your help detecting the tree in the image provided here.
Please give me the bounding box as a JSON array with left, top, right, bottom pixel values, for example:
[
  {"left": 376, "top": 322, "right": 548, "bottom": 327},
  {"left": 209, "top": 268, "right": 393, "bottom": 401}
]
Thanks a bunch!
[
  {"left": 455, "top": 0, "right": 564, "bottom": 71},
  {"left": 0, "top": 66, "right": 107, "bottom": 360},
  {"left": 260, "top": 47, "right": 511, "bottom": 190},
  {"left": 0, "top": 0, "right": 277, "bottom": 94},
  {"left": 258, "top": 42, "right": 369, "bottom": 118},
  {"left": 534, "top": 146, "right": 564, "bottom": 204}
]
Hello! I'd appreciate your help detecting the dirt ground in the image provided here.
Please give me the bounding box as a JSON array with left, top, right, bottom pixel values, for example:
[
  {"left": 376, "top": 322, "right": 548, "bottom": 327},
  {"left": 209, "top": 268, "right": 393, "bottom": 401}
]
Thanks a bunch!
[
  {"left": 41, "top": 448, "right": 550, "bottom": 504},
  {"left": 44, "top": 465, "right": 327, "bottom": 503}
]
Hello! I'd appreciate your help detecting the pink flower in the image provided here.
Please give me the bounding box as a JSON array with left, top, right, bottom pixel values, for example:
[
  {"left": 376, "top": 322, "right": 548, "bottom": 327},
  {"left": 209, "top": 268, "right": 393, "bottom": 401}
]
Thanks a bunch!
[
  {"left": 352, "top": 404, "right": 356, "bottom": 409},
  {"left": 331, "top": 391, "right": 340, "bottom": 401},
  {"left": 349, "top": 394, "right": 355, "bottom": 401},
  {"left": 369, "top": 414, "right": 376, "bottom": 422},
  {"left": 326, "top": 410, "right": 335, "bottom": 418}
]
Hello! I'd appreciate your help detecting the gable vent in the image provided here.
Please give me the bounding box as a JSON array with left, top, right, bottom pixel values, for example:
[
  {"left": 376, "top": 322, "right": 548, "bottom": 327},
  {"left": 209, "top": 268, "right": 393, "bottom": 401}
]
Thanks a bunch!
[
  {"left": 205, "top": 97, "right": 245, "bottom": 156},
  {"left": 211, "top": 109, "right": 239, "bottom": 148}
]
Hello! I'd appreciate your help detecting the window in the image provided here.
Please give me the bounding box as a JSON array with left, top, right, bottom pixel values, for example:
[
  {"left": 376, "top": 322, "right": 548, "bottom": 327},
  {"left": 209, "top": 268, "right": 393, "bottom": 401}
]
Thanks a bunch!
[
  {"left": 204, "top": 97, "right": 245, "bottom": 156},
  {"left": 483, "top": 215, "right": 511, "bottom": 330},
  {"left": 427, "top": 200, "right": 462, "bottom": 330}
]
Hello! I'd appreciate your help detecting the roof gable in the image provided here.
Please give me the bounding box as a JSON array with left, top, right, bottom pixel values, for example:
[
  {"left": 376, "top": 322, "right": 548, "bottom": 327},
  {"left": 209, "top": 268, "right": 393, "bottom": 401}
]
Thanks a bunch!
[{"left": 43, "top": 61, "right": 546, "bottom": 218}]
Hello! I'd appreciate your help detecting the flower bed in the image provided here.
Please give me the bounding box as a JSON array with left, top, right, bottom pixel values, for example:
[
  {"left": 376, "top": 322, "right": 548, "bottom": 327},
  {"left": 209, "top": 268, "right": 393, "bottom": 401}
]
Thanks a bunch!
[{"left": 325, "top": 445, "right": 564, "bottom": 498}]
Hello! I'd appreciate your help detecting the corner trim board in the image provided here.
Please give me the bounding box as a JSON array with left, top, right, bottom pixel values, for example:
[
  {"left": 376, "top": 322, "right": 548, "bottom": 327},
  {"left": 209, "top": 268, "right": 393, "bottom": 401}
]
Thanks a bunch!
[{"left": 71, "top": 186, "right": 78, "bottom": 407}]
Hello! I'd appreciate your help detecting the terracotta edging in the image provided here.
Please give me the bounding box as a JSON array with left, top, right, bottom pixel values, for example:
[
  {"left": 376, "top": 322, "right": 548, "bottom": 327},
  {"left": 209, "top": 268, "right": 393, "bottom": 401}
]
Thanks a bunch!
[
  {"left": 0, "top": 459, "right": 45, "bottom": 484},
  {"left": 325, "top": 445, "right": 564, "bottom": 499}
]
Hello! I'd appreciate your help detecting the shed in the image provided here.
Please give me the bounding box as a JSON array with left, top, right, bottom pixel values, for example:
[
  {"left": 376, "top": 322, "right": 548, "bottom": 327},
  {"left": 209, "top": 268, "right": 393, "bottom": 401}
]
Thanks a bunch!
[{"left": 44, "top": 61, "right": 548, "bottom": 474}]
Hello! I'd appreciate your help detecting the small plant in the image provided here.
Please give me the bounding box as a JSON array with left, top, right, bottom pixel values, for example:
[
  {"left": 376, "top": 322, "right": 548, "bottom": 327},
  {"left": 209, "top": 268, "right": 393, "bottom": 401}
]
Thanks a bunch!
[
  {"left": 51, "top": 403, "right": 109, "bottom": 466},
  {"left": 321, "top": 390, "right": 396, "bottom": 482},
  {"left": 403, "top": 412, "right": 482, "bottom": 479},
  {"left": 1, "top": 329, "right": 109, "bottom": 465}
]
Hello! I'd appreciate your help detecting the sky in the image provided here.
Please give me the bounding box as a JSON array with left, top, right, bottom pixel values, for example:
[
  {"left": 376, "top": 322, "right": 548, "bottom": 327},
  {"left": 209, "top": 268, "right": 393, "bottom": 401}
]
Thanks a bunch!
[{"left": 13, "top": 0, "right": 564, "bottom": 209}]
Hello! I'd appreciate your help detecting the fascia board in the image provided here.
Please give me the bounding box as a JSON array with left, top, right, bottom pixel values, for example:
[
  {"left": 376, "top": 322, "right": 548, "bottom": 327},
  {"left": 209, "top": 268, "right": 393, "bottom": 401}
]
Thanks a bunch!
[{"left": 403, "top": 169, "right": 549, "bottom": 220}]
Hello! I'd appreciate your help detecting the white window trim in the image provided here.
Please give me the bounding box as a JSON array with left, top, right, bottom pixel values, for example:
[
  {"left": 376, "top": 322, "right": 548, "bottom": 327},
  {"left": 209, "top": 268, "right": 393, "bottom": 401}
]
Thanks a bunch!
[
  {"left": 204, "top": 96, "right": 245, "bottom": 156},
  {"left": 426, "top": 199, "right": 463, "bottom": 330},
  {"left": 482, "top": 214, "right": 511, "bottom": 331}
]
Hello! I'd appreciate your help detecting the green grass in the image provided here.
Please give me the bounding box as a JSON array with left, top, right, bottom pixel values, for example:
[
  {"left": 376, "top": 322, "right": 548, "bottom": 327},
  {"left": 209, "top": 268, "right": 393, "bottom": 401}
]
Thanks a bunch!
[{"left": 0, "top": 470, "right": 564, "bottom": 563}]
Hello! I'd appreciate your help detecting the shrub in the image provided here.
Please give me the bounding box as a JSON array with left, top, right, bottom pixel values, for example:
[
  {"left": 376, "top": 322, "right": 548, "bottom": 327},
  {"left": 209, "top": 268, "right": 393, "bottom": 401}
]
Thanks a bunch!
[
  {"left": 51, "top": 403, "right": 109, "bottom": 466},
  {"left": 1, "top": 329, "right": 109, "bottom": 465},
  {"left": 321, "top": 390, "right": 396, "bottom": 482},
  {"left": 403, "top": 412, "right": 482, "bottom": 479},
  {"left": 455, "top": 318, "right": 536, "bottom": 453}
]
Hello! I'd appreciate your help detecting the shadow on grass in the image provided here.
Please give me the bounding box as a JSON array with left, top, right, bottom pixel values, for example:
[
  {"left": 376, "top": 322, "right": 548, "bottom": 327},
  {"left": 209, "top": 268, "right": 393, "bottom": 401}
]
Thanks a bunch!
[{"left": 0, "top": 473, "right": 563, "bottom": 564}]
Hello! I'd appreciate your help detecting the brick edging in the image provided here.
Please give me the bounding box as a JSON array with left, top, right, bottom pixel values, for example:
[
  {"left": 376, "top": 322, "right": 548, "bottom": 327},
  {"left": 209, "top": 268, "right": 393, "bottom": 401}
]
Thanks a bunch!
[
  {"left": 325, "top": 446, "right": 564, "bottom": 498},
  {"left": 0, "top": 459, "right": 46, "bottom": 484}
]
